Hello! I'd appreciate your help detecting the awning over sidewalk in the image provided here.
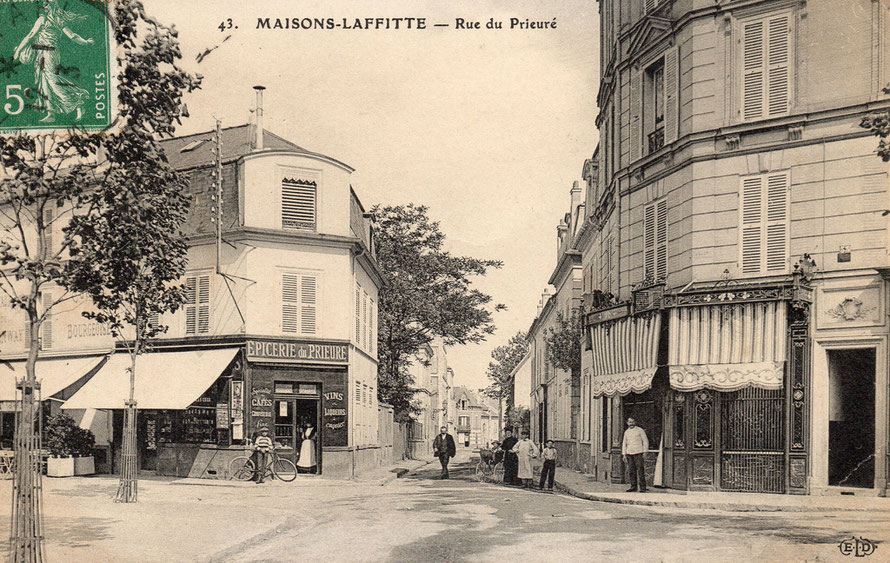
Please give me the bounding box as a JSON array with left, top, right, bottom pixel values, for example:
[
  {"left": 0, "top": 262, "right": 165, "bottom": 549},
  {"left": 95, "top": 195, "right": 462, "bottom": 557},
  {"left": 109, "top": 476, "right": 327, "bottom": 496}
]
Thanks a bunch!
[
  {"left": 62, "top": 348, "right": 239, "bottom": 410},
  {"left": 668, "top": 301, "right": 786, "bottom": 392},
  {"left": 590, "top": 312, "right": 662, "bottom": 397},
  {"left": 0, "top": 355, "right": 107, "bottom": 408}
]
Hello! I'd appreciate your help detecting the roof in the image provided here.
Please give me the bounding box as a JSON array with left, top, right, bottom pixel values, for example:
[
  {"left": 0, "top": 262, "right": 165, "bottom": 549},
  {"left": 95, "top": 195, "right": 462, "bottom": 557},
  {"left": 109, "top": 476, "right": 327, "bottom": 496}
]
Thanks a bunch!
[
  {"left": 160, "top": 124, "right": 309, "bottom": 171},
  {"left": 454, "top": 386, "right": 485, "bottom": 409}
]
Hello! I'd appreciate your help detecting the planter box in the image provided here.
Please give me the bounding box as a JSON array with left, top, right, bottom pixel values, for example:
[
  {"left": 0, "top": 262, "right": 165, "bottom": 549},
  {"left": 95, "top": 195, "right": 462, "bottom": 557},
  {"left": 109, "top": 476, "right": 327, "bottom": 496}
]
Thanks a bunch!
[
  {"left": 74, "top": 456, "right": 95, "bottom": 476},
  {"left": 46, "top": 457, "right": 75, "bottom": 478}
]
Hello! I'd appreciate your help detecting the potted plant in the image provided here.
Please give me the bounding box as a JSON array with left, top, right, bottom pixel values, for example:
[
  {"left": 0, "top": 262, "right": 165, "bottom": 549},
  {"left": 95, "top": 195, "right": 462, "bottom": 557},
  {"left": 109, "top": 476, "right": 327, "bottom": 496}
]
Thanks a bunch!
[{"left": 44, "top": 413, "right": 96, "bottom": 477}]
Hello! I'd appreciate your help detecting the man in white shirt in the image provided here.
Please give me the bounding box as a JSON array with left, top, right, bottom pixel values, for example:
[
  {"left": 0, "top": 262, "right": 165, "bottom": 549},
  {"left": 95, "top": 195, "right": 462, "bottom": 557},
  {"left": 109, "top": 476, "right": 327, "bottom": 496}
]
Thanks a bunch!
[{"left": 621, "top": 417, "right": 649, "bottom": 492}]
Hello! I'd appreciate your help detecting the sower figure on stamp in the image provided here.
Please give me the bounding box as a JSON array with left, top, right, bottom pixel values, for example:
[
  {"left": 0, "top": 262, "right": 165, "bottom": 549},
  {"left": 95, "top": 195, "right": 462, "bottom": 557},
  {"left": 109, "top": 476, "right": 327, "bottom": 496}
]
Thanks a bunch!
[
  {"left": 432, "top": 426, "right": 456, "bottom": 479},
  {"left": 622, "top": 417, "right": 649, "bottom": 492}
]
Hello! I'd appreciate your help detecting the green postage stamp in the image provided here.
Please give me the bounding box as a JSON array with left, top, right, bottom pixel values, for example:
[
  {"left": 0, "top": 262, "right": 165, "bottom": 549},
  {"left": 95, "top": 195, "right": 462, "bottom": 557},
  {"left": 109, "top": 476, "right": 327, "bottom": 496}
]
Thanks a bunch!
[{"left": 0, "top": 0, "right": 115, "bottom": 133}]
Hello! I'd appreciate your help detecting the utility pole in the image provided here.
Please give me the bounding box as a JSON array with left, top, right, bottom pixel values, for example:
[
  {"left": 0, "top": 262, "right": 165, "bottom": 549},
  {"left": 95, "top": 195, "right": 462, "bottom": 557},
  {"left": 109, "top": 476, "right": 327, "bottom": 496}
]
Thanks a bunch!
[{"left": 211, "top": 119, "right": 223, "bottom": 274}]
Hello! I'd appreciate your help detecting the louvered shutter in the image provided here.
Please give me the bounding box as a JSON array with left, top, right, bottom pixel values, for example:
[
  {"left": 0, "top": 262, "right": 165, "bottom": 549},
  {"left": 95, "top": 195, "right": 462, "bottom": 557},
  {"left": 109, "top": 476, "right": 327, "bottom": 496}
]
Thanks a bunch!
[
  {"left": 766, "top": 15, "right": 790, "bottom": 116},
  {"left": 740, "top": 176, "right": 764, "bottom": 274},
  {"left": 41, "top": 291, "right": 52, "bottom": 349},
  {"left": 370, "top": 300, "right": 376, "bottom": 354},
  {"left": 362, "top": 290, "right": 369, "bottom": 349},
  {"left": 629, "top": 69, "right": 642, "bottom": 162},
  {"left": 281, "top": 179, "right": 317, "bottom": 230},
  {"left": 43, "top": 208, "right": 53, "bottom": 259},
  {"left": 645, "top": 0, "right": 658, "bottom": 13},
  {"left": 282, "top": 274, "right": 299, "bottom": 333},
  {"left": 765, "top": 173, "right": 789, "bottom": 272},
  {"left": 355, "top": 285, "right": 361, "bottom": 343},
  {"left": 656, "top": 199, "right": 668, "bottom": 279},
  {"left": 644, "top": 203, "right": 656, "bottom": 278},
  {"left": 300, "top": 275, "right": 317, "bottom": 335},
  {"left": 185, "top": 277, "right": 197, "bottom": 335},
  {"left": 147, "top": 311, "right": 160, "bottom": 333},
  {"left": 663, "top": 46, "right": 679, "bottom": 144},
  {"left": 742, "top": 19, "right": 765, "bottom": 120},
  {"left": 197, "top": 276, "right": 210, "bottom": 333}
]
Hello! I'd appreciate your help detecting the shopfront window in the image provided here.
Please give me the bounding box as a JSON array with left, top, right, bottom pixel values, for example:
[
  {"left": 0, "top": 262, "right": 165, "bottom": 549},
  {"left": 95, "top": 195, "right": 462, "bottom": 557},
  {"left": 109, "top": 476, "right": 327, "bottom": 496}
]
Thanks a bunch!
[{"left": 622, "top": 389, "right": 662, "bottom": 449}]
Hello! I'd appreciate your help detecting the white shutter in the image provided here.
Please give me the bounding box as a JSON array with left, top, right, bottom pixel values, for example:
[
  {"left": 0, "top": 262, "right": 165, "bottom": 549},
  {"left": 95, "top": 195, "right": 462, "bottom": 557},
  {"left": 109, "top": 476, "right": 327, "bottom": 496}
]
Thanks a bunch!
[
  {"left": 663, "top": 46, "right": 679, "bottom": 144},
  {"left": 281, "top": 179, "right": 317, "bottom": 230},
  {"left": 300, "top": 275, "right": 317, "bottom": 335},
  {"left": 742, "top": 19, "right": 765, "bottom": 120},
  {"left": 355, "top": 285, "right": 361, "bottom": 343},
  {"left": 656, "top": 199, "right": 668, "bottom": 280},
  {"left": 185, "top": 277, "right": 197, "bottom": 335},
  {"left": 185, "top": 274, "right": 211, "bottom": 335},
  {"left": 282, "top": 274, "right": 299, "bottom": 333},
  {"left": 147, "top": 311, "right": 160, "bottom": 332},
  {"left": 629, "top": 69, "right": 642, "bottom": 163},
  {"left": 766, "top": 15, "right": 790, "bottom": 116},
  {"left": 197, "top": 276, "right": 210, "bottom": 334},
  {"left": 41, "top": 291, "right": 52, "bottom": 349},
  {"left": 644, "top": 203, "right": 656, "bottom": 279},
  {"left": 740, "top": 176, "right": 764, "bottom": 274},
  {"left": 765, "top": 173, "right": 789, "bottom": 272}
]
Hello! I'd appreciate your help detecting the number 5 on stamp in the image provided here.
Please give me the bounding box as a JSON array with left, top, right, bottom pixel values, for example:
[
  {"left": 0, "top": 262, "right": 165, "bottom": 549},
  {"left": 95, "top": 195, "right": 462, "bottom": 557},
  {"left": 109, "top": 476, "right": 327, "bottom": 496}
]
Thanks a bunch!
[{"left": 0, "top": 0, "right": 116, "bottom": 133}]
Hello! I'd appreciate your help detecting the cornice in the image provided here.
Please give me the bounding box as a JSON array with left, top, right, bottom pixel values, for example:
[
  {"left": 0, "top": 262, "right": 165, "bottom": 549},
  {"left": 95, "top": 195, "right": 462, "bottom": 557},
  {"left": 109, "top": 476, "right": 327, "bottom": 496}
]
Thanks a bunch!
[{"left": 548, "top": 250, "right": 582, "bottom": 287}]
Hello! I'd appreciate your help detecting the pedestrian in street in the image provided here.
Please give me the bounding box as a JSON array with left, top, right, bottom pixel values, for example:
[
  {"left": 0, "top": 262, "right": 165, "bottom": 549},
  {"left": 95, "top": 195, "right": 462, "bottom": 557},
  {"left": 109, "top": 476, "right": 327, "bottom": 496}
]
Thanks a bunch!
[
  {"left": 252, "top": 427, "right": 274, "bottom": 484},
  {"left": 621, "top": 417, "right": 649, "bottom": 492},
  {"left": 539, "top": 439, "right": 557, "bottom": 492},
  {"left": 511, "top": 430, "right": 538, "bottom": 489},
  {"left": 500, "top": 428, "right": 519, "bottom": 486},
  {"left": 432, "top": 426, "right": 456, "bottom": 479}
]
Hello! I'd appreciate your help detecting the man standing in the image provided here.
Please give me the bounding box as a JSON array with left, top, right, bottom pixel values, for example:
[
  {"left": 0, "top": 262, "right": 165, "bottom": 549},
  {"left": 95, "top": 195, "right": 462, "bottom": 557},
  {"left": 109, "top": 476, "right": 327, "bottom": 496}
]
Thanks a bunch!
[
  {"left": 432, "top": 426, "right": 456, "bottom": 479},
  {"left": 622, "top": 417, "right": 649, "bottom": 492},
  {"left": 252, "top": 427, "right": 274, "bottom": 484},
  {"left": 499, "top": 428, "right": 519, "bottom": 486}
]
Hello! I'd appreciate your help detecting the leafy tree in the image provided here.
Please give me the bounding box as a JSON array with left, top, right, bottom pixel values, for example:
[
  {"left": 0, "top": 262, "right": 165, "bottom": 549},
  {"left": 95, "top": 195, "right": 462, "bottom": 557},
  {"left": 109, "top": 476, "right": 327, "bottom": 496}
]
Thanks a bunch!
[
  {"left": 64, "top": 0, "right": 199, "bottom": 503},
  {"left": 483, "top": 331, "right": 529, "bottom": 410},
  {"left": 373, "top": 204, "right": 505, "bottom": 419},
  {"left": 545, "top": 310, "right": 582, "bottom": 374},
  {"left": 0, "top": 0, "right": 197, "bottom": 549},
  {"left": 861, "top": 86, "right": 890, "bottom": 161},
  {"left": 505, "top": 405, "right": 530, "bottom": 432}
]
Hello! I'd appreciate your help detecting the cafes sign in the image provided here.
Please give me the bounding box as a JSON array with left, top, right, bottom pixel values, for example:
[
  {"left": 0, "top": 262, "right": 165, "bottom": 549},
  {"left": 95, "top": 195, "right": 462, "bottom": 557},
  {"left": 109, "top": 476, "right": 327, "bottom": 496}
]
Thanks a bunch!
[{"left": 246, "top": 340, "right": 349, "bottom": 364}]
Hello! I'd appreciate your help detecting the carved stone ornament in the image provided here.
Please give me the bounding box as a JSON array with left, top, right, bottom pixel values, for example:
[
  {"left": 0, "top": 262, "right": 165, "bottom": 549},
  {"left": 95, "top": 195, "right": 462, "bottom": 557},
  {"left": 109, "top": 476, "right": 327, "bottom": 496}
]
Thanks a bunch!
[{"left": 826, "top": 298, "right": 876, "bottom": 321}]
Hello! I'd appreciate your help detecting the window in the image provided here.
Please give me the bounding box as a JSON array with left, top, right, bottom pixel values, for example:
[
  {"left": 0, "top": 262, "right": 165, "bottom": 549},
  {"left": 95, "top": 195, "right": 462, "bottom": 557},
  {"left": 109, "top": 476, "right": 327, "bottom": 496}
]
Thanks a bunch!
[
  {"left": 601, "top": 396, "right": 610, "bottom": 453},
  {"left": 739, "top": 172, "right": 789, "bottom": 274},
  {"left": 355, "top": 381, "right": 361, "bottom": 404},
  {"left": 355, "top": 285, "right": 361, "bottom": 343},
  {"left": 741, "top": 12, "right": 791, "bottom": 121},
  {"left": 643, "top": 199, "right": 667, "bottom": 282},
  {"left": 647, "top": 60, "right": 665, "bottom": 154},
  {"left": 458, "top": 415, "right": 469, "bottom": 428},
  {"left": 184, "top": 274, "right": 210, "bottom": 335},
  {"left": 632, "top": 47, "right": 679, "bottom": 162},
  {"left": 281, "top": 177, "right": 317, "bottom": 230},
  {"left": 282, "top": 273, "right": 317, "bottom": 335}
]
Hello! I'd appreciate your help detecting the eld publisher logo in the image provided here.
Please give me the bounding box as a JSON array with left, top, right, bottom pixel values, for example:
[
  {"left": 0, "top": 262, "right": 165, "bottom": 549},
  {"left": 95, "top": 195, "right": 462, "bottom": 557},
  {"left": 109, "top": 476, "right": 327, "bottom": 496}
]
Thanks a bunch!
[{"left": 838, "top": 536, "right": 878, "bottom": 558}]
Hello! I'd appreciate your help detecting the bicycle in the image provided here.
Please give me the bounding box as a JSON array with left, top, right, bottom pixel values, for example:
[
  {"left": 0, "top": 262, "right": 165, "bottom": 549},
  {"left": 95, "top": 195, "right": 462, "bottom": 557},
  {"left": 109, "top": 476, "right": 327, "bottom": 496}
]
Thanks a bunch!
[
  {"left": 228, "top": 449, "right": 297, "bottom": 482},
  {"left": 474, "top": 447, "right": 504, "bottom": 483}
]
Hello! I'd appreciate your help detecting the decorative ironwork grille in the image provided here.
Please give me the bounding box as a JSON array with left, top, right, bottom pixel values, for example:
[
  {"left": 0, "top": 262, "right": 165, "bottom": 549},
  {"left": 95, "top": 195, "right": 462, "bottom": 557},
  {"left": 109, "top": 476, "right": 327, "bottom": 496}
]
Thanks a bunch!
[{"left": 720, "top": 387, "right": 785, "bottom": 493}]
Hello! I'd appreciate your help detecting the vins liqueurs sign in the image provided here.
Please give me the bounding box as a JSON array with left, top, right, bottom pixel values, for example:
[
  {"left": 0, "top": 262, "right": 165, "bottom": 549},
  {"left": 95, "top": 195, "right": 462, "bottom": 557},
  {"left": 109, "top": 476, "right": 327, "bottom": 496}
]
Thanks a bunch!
[
  {"left": 246, "top": 339, "right": 349, "bottom": 364},
  {"left": 0, "top": 0, "right": 115, "bottom": 133}
]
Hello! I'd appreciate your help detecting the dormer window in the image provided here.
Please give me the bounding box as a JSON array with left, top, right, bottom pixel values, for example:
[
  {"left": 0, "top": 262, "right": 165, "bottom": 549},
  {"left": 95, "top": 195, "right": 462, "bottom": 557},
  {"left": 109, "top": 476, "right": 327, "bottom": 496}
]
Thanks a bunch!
[{"left": 282, "top": 177, "right": 317, "bottom": 231}]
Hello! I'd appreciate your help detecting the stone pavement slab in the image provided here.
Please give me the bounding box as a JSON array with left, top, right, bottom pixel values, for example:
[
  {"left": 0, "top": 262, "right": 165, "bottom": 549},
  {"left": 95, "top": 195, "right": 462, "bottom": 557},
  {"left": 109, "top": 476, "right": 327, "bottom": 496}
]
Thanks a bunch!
[{"left": 554, "top": 468, "right": 890, "bottom": 512}]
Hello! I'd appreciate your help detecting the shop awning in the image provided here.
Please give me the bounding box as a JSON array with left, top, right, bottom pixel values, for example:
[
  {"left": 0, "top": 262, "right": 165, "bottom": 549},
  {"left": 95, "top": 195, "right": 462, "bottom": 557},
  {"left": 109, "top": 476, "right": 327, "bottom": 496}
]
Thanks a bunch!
[
  {"left": 590, "top": 312, "right": 662, "bottom": 397},
  {"left": 0, "top": 356, "right": 107, "bottom": 405},
  {"left": 668, "top": 301, "right": 786, "bottom": 392},
  {"left": 62, "top": 348, "right": 239, "bottom": 410}
]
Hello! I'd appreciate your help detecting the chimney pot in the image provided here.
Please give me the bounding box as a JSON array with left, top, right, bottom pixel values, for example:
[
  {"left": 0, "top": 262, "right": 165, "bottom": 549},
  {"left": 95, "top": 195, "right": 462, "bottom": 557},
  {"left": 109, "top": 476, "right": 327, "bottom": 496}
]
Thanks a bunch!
[{"left": 253, "top": 86, "right": 265, "bottom": 151}]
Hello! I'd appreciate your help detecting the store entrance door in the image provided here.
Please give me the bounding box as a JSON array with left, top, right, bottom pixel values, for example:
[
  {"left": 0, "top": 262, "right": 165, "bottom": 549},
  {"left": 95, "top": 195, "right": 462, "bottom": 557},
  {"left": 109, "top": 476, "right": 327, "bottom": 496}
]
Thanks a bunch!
[
  {"left": 273, "top": 396, "right": 320, "bottom": 473},
  {"left": 828, "top": 349, "right": 876, "bottom": 488}
]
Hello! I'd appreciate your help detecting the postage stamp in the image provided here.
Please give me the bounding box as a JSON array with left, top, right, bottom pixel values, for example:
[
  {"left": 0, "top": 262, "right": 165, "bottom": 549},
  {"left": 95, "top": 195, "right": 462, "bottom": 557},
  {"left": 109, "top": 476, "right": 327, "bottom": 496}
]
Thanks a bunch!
[{"left": 0, "top": 0, "right": 115, "bottom": 134}]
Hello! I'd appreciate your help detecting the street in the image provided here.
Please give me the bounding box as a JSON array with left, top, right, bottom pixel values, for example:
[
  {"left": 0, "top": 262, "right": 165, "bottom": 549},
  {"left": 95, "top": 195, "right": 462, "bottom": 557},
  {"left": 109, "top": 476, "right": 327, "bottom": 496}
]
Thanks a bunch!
[{"left": 1, "top": 455, "right": 888, "bottom": 562}]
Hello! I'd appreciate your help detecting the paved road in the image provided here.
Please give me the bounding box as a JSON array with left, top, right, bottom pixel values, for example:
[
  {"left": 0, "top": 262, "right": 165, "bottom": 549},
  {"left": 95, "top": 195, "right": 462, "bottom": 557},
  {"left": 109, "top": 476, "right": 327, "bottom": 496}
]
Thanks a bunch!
[
  {"left": 216, "top": 460, "right": 889, "bottom": 563},
  {"left": 2, "top": 458, "right": 887, "bottom": 562}
]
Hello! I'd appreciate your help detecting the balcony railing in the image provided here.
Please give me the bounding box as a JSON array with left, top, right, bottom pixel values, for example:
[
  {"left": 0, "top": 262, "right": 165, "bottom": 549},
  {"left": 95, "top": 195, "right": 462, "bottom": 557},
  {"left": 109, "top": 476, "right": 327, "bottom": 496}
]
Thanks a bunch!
[{"left": 648, "top": 127, "right": 665, "bottom": 154}]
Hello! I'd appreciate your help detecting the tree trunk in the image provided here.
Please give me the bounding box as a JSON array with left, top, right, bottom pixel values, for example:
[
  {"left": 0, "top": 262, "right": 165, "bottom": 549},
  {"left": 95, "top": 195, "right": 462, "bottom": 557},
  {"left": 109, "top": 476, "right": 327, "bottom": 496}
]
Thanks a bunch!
[
  {"left": 498, "top": 396, "right": 503, "bottom": 442},
  {"left": 115, "top": 350, "right": 139, "bottom": 503},
  {"left": 10, "top": 305, "right": 47, "bottom": 562}
]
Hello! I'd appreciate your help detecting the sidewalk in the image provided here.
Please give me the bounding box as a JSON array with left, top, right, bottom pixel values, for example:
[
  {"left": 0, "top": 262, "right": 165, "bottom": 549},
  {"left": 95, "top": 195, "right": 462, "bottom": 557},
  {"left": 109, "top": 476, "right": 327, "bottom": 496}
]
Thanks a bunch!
[
  {"left": 353, "top": 456, "right": 435, "bottom": 485},
  {"left": 554, "top": 468, "right": 890, "bottom": 512}
]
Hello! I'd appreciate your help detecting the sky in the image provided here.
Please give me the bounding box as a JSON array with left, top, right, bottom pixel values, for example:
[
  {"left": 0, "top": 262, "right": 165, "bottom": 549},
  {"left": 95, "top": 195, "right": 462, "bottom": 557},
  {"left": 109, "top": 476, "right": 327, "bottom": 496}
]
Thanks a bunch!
[{"left": 154, "top": 0, "right": 601, "bottom": 392}]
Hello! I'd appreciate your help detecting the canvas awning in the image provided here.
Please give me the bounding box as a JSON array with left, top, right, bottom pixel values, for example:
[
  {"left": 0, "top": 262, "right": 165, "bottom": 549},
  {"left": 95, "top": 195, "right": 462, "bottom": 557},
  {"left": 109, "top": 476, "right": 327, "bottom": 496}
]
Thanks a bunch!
[
  {"left": 0, "top": 356, "right": 107, "bottom": 407},
  {"left": 668, "top": 301, "right": 786, "bottom": 392},
  {"left": 62, "top": 348, "right": 239, "bottom": 410},
  {"left": 590, "top": 312, "right": 662, "bottom": 397}
]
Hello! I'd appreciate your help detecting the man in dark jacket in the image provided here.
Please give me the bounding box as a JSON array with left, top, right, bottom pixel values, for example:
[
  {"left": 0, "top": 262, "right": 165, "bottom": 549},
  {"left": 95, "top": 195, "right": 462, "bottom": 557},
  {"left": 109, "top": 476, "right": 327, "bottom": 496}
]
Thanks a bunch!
[{"left": 432, "top": 426, "right": 456, "bottom": 479}]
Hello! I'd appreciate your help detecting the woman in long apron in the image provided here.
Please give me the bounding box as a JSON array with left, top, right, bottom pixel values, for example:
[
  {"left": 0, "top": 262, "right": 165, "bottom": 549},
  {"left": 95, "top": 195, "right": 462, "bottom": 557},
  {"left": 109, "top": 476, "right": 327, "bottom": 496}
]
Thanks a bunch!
[{"left": 297, "top": 420, "right": 317, "bottom": 474}]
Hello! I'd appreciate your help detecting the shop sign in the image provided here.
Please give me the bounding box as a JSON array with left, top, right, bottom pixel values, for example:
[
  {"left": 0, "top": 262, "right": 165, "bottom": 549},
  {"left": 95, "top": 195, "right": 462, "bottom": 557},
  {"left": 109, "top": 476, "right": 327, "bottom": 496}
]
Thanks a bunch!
[
  {"left": 246, "top": 340, "right": 348, "bottom": 364},
  {"left": 215, "top": 403, "right": 228, "bottom": 429},
  {"left": 230, "top": 381, "right": 244, "bottom": 440},
  {"left": 589, "top": 303, "right": 630, "bottom": 325},
  {"left": 322, "top": 390, "right": 348, "bottom": 446},
  {"left": 250, "top": 384, "right": 274, "bottom": 431}
]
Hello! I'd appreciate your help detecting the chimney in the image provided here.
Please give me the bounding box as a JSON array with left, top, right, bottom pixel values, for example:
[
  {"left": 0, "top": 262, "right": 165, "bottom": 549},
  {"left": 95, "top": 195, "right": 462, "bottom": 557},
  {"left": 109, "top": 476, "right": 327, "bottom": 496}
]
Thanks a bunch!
[
  {"left": 570, "top": 180, "right": 582, "bottom": 211},
  {"left": 253, "top": 85, "right": 265, "bottom": 151}
]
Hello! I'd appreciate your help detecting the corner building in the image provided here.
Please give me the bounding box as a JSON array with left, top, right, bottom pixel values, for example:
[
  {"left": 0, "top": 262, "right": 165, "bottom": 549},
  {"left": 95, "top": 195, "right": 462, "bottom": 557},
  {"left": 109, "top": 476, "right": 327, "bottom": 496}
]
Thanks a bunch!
[{"left": 582, "top": 0, "right": 890, "bottom": 494}]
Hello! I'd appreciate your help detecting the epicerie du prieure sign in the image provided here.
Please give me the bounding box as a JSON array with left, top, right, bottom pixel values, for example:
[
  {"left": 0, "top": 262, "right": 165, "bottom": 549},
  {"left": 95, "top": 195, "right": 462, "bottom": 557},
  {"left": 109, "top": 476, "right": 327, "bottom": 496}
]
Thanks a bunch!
[
  {"left": 245, "top": 340, "right": 349, "bottom": 364},
  {"left": 0, "top": 0, "right": 115, "bottom": 133}
]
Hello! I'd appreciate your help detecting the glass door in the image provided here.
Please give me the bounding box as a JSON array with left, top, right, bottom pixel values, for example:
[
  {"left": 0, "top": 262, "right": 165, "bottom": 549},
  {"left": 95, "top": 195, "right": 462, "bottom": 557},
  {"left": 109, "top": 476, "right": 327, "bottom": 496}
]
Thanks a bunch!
[{"left": 273, "top": 398, "right": 296, "bottom": 462}]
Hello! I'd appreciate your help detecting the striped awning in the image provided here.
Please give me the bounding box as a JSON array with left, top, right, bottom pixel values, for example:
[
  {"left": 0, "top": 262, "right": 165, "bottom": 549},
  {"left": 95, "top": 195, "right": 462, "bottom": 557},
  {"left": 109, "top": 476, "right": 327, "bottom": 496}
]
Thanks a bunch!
[
  {"left": 668, "top": 301, "right": 786, "bottom": 392},
  {"left": 590, "top": 312, "right": 661, "bottom": 397}
]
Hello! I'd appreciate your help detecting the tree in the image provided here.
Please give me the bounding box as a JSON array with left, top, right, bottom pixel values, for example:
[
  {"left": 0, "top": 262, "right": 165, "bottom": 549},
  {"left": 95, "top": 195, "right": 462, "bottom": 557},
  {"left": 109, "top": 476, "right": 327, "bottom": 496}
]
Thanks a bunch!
[
  {"left": 0, "top": 0, "right": 197, "bottom": 553},
  {"left": 373, "top": 204, "right": 505, "bottom": 419},
  {"left": 483, "top": 331, "right": 528, "bottom": 440},
  {"left": 860, "top": 86, "right": 890, "bottom": 161},
  {"left": 545, "top": 310, "right": 582, "bottom": 374},
  {"left": 63, "top": 0, "right": 199, "bottom": 503}
]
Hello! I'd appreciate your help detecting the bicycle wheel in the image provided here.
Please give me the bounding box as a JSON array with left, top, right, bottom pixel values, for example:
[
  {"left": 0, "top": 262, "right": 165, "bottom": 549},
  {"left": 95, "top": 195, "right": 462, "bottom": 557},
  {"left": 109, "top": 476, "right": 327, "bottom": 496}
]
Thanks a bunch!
[
  {"left": 272, "top": 457, "right": 297, "bottom": 482},
  {"left": 228, "top": 456, "right": 255, "bottom": 481},
  {"left": 492, "top": 462, "right": 504, "bottom": 484},
  {"left": 475, "top": 461, "right": 485, "bottom": 482}
]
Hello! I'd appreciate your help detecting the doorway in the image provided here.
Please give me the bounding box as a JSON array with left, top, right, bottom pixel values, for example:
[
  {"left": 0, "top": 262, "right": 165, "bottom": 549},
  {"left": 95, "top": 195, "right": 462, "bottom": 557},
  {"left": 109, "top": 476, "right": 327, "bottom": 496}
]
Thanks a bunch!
[
  {"left": 828, "top": 349, "right": 876, "bottom": 488},
  {"left": 273, "top": 396, "right": 319, "bottom": 473}
]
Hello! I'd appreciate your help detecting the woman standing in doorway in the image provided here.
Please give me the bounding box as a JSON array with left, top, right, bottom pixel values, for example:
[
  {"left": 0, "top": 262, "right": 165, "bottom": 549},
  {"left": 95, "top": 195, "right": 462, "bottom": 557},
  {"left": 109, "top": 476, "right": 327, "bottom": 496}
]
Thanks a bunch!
[{"left": 297, "top": 418, "right": 317, "bottom": 474}]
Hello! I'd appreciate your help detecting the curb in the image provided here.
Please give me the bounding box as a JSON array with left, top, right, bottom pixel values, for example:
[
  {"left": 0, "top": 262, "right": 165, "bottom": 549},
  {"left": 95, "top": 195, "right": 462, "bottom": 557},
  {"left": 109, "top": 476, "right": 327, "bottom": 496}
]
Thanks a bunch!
[
  {"left": 377, "top": 459, "right": 435, "bottom": 486},
  {"left": 553, "top": 481, "right": 884, "bottom": 513}
]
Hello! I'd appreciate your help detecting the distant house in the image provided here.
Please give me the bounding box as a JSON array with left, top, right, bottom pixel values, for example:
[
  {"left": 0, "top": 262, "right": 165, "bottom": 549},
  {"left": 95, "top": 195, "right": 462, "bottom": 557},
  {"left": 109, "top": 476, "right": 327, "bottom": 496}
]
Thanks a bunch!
[{"left": 453, "top": 386, "right": 498, "bottom": 448}]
